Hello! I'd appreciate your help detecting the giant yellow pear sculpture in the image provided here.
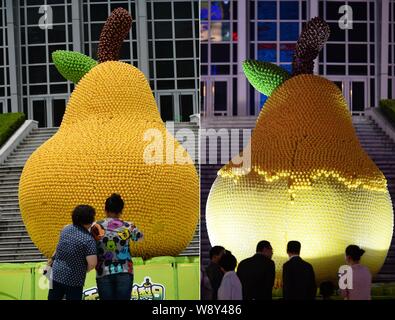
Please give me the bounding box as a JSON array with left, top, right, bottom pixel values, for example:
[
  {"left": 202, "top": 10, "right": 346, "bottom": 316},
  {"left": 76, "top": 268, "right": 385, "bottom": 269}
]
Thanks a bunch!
[
  {"left": 19, "top": 8, "right": 199, "bottom": 258},
  {"left": 206, "top": 17, "right": 393, "bottom": 283}
]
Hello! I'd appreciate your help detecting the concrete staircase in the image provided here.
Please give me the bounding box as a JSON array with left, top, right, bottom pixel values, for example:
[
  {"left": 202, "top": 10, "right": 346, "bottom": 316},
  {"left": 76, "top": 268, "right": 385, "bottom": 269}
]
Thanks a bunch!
[
  {"left": 200, "top": 116, "right": 395, "bottom": 282},
  {"left": 0, "top": 123, "right": 199, "bottom": 262},
  {"left": 0, "top": 127, "right": 57, "bottom": 262}
]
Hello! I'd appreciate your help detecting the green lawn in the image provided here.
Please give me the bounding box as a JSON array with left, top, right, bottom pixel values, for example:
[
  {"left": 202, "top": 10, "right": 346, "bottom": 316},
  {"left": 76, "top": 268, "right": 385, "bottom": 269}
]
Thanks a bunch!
[
  {"left": 0, "top": 113, "right": 26, "bottom": 147},
  {"left": 380, "top": 99, "right": 395, "bottom": 127}
]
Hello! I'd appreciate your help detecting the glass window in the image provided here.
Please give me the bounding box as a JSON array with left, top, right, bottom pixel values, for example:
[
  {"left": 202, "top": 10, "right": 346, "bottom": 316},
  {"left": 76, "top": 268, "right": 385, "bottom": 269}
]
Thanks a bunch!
[
  {"left": 90, "top": 4, "right": 109, "bottom": 21},
  {"left": 176, "top": 21, "right": 193, "bottom": 38},
  {"left": 280, "top": 43, "right": 295, "bottom": 62},
  {"left": 210, "top": 65, "right": 230, "bottom": 75},
  {"left": 211, "top": 2, "right": 230, "bottom": 20},
  {"left": 350, "top": 2, "right": 367, "bottom": 21},
  {"left": 48, "top": 25, "right": 66, "bottom": 43},
  {"left": 257, "top": 1, "right": 276, "bottom": 20},
  {"left": 326, "top": 44, "right": 345, "bottom": 63},
  {"left": 155, "top": 41, "right": 174, "bottom": 58},
  {"left": 280, "top": 64, "right": 292, "bottom": 73},
  {"left": 27, "top": 27, "right": 45, "bottom": 44},
  {"left": 328, "top": 23, "right": 345, "bottom": 41},
  {"left": 52, "top": 5, "right": 66, "bottom": 23},
  {"left": 154, "top": 3, "right": 172, "bottom": 20},
  {"left": 280, "top": 1, "right": 299, "bottom": 20},
  {"left": 177, "top": 60, "right": 195, "bottom": 77},
  {"left": 258, "top": 22, "right": 276, "bottom": 41},
  {"left": 211, "top": 43, "right": 230, "bottom": 62},
  {"left": 156, "top": 61, "right": 174, "bottom": 78},
  {"left": 201, "top": 65, "right": 208, "bottom": 75},
  {"left": 280, "top": 22, "right": 299, "bottom": 41},
  {"left": 349, "top": 44, "right": 367, "bottom": 63},
  {"left": 119, "top": 42, "right": 131, "bottom": 60},
  {"left": 348, "top": 23, "right": 367, "bottom": 42},
  {"left": 157, "top": 80, "right": 175, "bottom": 90},
  {"left": 326, "top": 65, "right": 345, "bottom": 75},
  {"left": 201, "top": 1, "right": 209, "bottom": 20},
  {"left": 50, "top": 84, "right": 67, "bottom": 94},
  {"left": 176, "top": 41, "right": 194, "bottom": 58},
  {"left": 27, "top": 7, "right": 41, "bottom": 25},
  {"left": 326, "top": 2, "right": 341, "bottom": 21},
  {"left": 210, "top": 22, "right": 231, "bottom": 42},
  {"left": 177, "top": 79, "right": 195, "bottom": 89},
  {"left": 154, "top": 22, "right": 172, "bottom": 39},
  {"left": 201, "top": 43, "right": 208, "bottom": 62},
  {"left": 174, "top": 2, "right": 192, "bottom": 19},
  {"left": 28, "top": 46, "right": 46, "bottom": 64},
  {"left": 258, "top": 43, "right": 276, "bottom": 62},
  {"left": 348, "top": 65, "right": 367, "bottom": 75},
  {"left": 29, "top": 66, "right": 47, "bottom": 83},
  {"left": 370, "top": 23, "right": 375, "bottom": 42}
]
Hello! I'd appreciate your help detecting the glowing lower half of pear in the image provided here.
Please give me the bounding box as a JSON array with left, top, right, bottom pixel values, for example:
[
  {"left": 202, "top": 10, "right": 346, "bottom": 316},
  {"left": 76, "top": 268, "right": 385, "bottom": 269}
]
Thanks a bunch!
[{"left": 206, "top": 174, "right": 393, "bottom": 283}]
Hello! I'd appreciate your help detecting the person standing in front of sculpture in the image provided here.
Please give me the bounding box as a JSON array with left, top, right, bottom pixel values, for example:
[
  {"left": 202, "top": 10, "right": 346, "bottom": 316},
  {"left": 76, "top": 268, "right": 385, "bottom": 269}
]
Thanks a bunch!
[{"left": 91, "top": 193, "right": 144, "bottom": 300}]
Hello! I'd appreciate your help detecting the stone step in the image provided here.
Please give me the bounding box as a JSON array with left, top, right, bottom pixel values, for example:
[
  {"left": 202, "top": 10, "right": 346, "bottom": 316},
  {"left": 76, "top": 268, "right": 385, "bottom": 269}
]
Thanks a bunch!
[
  {"left": 0, "top": 245, "right": 37, "bottom": 252},
  {"left": 0, "top": 218, "right": 23, "bottom": 223},
  {"left": 0, "top": 250, "right": 42, "bottom": 258},
  {"left": 0, "top": 235, "right": 31, "bottom": 241},
  {"left": 0, "top": 257, "right": 46, "bottom": 263},
  {"left": 0, "top": 223, "right": 26, "bottom": 229}
]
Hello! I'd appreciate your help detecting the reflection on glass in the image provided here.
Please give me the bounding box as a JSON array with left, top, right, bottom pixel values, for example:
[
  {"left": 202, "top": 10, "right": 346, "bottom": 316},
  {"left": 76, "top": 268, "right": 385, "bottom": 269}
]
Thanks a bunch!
[
  {"left": 280, "top": 1, "right": 299, "bottom": 20},
  {"left": 258, "top": 22, "right": 276, "bottom": 41},
  {"left": 200, "top": 22, "right": 209, "bottom": 41},
  {"left": 211, "top": 22, "right": 230, "bottom": 41},
  {"left": 214, "top": 81, "right": 227, "bottom": 111},
  {"left": 258, "top": 1, "right": 276, "bottom": 20},
  {"left": 280, "top": 64, "right": 292, "bottom": 73},
  {"left": 280, "top": 43, "right": 295, "bottom": 62},
  {"left": 280, "top": 22, "right": 299, "bottom": 41},
  {"left": 257, "top": 43, "right": 276, "bottom": 62}
]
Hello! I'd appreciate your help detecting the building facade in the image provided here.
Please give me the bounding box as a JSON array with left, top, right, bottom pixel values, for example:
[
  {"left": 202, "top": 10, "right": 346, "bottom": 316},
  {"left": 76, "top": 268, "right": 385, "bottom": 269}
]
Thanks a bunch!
[
  {"left": 0, "top": 0, "right": 199, "bottom": 127},
  {"left": 201, "top": 0, "right": 395, "bottom": 117}
]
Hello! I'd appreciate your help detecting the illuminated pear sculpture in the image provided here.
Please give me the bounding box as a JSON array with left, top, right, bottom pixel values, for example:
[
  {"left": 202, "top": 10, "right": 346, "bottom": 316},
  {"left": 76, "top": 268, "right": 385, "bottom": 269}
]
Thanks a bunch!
[
  {"left": 206, "top": 17, "right": 393, "bottom": 283},
  {"left": 19, "top": 8, "right": 199, "bottom": 258}
]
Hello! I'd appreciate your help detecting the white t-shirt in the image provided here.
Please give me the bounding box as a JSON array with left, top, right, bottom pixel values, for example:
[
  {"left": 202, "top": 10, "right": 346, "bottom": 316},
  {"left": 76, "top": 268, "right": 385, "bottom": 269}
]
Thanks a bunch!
[{"left": 217, "top": 271, "right": 243, "bottom": 300}]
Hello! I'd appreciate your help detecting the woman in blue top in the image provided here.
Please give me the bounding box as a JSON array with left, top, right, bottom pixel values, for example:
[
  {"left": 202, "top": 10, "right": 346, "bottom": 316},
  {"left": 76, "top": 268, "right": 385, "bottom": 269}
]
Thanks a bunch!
[
  {"left": 48, "top": 205, "right": 97, "bottom": 300},
  {"left": 91, "top": 193, "right": 143, "bottom": 300}
]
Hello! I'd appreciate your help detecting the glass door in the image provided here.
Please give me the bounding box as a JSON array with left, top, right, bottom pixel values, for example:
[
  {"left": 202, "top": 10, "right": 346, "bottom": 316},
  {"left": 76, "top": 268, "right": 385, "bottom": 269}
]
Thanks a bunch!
[
  {"left": 201, "top": 77, "right": 231, "bottom": 117},
  {"left": 29, "top": 96, "right": 68, "bottom": 127},
  {"left": 350, "top": 80, "right": 367, "bottom": 115},
  {"left": 158, "top": 93, "right": 175, "bottom": 122},
  {"left": 51, "top": 97, "right": 67, "bottom": 127},
  {"left": 328, "top": 78, "right": 367, "bottom": 115},
  {"left": 0, "top": 99, "right": 5, "bottom": 114},
  {"left": 178, "top": 92, "right": 196, "bottom": 122},
  {"left": 30, "top": 98, "right": 47, "bottom": 128}
]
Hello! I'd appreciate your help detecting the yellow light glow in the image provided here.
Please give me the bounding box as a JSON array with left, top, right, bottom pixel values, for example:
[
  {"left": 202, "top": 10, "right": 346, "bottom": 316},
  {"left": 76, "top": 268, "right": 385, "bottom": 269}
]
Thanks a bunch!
[{"left": 206, "top": 75, "right": 394, "bottom": 283}]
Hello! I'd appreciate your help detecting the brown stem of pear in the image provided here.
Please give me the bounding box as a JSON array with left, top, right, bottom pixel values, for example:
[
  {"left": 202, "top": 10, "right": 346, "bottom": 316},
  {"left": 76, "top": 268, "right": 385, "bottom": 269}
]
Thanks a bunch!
[
  {"left": 97, "top": 7, "right": 132, "bottom": 63},
  {"left": 292, "top": 17, "right": 330, "bottom": 76}
]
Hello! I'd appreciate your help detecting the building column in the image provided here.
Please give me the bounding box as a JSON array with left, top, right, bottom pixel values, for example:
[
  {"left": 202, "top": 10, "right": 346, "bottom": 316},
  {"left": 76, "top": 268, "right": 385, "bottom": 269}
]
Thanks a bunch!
[
  {"left": 309, "top": 0, "right": 319, "bottom": 74},
  {"left": 379, "top": 0, "right": 389, "bottom": 102},
  {"left": 6, "top": 0, "right": 21, "bottom": 113},
  {"left": 136, "top": 0, "right": 149, "bottom": 79},
  {"left": 237, "top": 0, "right": 248, "bottom": 116},
  {"left": 71, "top": 0, "right": 83, "bottom": 52}
]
